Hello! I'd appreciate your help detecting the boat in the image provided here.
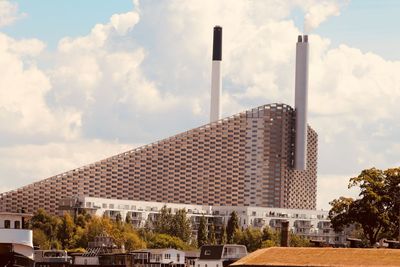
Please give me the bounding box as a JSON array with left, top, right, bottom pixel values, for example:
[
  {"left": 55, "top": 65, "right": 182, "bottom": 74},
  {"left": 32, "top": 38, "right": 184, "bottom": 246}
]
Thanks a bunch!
[{"left": 0, "top": 211, "right": 34, "bottom": 267}]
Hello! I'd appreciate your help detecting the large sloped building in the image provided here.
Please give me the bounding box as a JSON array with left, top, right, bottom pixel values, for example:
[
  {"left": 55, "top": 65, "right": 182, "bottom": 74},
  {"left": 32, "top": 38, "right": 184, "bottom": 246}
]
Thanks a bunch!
[
  {"left": 0, "top": 30, "right": 318, "bottom": 215},
  {"left": 0, "top": 103, "right": 317, "bottom": 214}
]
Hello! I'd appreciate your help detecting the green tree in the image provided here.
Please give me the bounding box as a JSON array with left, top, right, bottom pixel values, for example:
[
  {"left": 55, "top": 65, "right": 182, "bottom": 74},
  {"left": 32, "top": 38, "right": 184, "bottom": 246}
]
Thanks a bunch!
[
  {"left": 329, "top": 168, "right": 391, "bottom": 246},
  {"left": 33, "top": 228, "right": 50, "bottom": 249},
  {"left": 261, "top": 226, "right": 281, "bottom": 248},
  {"left": 289, "top": 232, "right": 311, "bottom": 247},
  {"left": 75, "top": 213, "right": 90, "bottom": 229},
  {"left": 384, "top": 168, "right": 400, "bottom": 240},
  {"left": 148, "top": 233, "right": 189, "bottom": 250},
  {"left": 57, "top": 213, "right": 76, "bottom": 249},
  {"left": 85, "top": 216, "right": 113, "bottom": 242},
  {"left": 227, "top": 211, "right": 239, "bottom": 243},
  {"left": 125, "top": 214, "right": 132, "bottom": 224},
  {"left": 50, "top": 240, "right": 62, "bottom": 250},
  {"left": 30, "top": 209, "right": 61, "bottom": 243},
  {"left": 245, "top": 227, "right": 263, "bottom": 251},
  {"left": 208, "top": 223, "right": 217, "bottom": 245},
  {"left": 261, "top": 226, "right": 279, "bottom": 247},
  {"left": 262, "top": 226, "right": 273, "bottom": 241},
  {"left": 171, "top": 209, "right": 192, "bottom": 242},
  {"left": 233, "top": 227, "right": 263, "bottom": 252},
  {"left": 30, "top": 210, "right": 149, "bottom": 251},
  {"left": 197, "top": 216, "right": 208, "bottom": 248},
  {"left": 153, "top": 206, "right": 173, "bottom": 234},
  {"left": 73, "top": 226, "right": 87, "bottom": 249},
  {"left": 115, "top": 213, "right": 122, "bottom": 224},
  {"left": 220, "top": 224, "right": 227, "bottom": 244},
  {"left": 125, "top": 231, "right": 146, "bottom": 251}
]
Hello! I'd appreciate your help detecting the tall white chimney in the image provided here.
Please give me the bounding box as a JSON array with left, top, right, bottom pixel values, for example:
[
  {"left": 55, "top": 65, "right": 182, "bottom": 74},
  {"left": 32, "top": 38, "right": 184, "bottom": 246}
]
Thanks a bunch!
[
  {"left": 294, "top": 35, "right": 309, "bottom": 171},
  {"left": 210, "top": 26, "right": 222, "bottom": 123}
]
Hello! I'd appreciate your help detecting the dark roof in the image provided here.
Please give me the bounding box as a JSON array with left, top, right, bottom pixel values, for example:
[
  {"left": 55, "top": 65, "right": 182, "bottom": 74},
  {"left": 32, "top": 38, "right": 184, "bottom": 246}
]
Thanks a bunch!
[
  {"left": 231, "top": 247, "right": 400, "bottom": 267},
  {"left": 199, "top": 245, "right": 224, "bottom": 259}
]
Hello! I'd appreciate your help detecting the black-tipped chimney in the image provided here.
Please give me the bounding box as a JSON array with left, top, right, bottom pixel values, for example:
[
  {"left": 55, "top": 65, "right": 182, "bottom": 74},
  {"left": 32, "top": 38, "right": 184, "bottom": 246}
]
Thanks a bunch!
[
  {"left": 210, "top": 26, "right": 223, "bottom": 123},
  {"left": 212, "top": 26, "right": 222, "bottom": 61},
  {"left": 297, "top": 35, "right": 302, "bottom": 42}
]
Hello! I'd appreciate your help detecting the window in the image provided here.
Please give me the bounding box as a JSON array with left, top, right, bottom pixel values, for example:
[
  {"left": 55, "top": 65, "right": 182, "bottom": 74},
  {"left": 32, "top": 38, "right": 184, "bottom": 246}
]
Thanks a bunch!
[
  {"left": 177, "top": 254, "right": 180, "bottom": 262},
  {"left": 103, "top": 203, "right": 107, "bottom": 208},
  {"left": 205, "top": 250, "right": 211, "bottom": 255},
  {"left": 14, "top": 221, "right": 20, "bottom": 229},
  {"left": 165, "top": 254, "right": 171, "bottom": 259},
  {"left": 4, "top": 220, "right": 10, "bottom": 229}
]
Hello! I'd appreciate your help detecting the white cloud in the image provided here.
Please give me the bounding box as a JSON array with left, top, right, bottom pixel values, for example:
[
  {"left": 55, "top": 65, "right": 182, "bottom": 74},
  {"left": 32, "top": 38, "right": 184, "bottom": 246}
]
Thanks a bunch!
[
  {"left": 0, "top": 140, "right": 135, "bottom": 193},
  {"left": 0, "top": 33, "right": 81, "bottom": 140},
  {"left": 110, "top": 11, "right": 140, "bottom": 35},
  {"left": 302, "top": 0, "right": 348, "bottom": 33},
  {"left": 53, "top": 7, "right": 181, "bottom": 115},
  {"left": 0, "top": 1, "right": 25, "bottom": 27},
  {"left": 317, "top": 174, "right": 360, "bottom": 210}
]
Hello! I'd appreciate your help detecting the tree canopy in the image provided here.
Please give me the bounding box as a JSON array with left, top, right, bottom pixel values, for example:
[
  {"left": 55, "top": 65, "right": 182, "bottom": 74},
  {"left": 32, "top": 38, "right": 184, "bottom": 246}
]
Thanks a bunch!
[
  {"left": 227, "top": 211, "right": 239, "bottom": 243},
  {"left": 232, "top": 226, "right": 310, "bottom": 252},
  {"left": 329, "top": 167, "right": 400, "bottom": 246},
  {"left": 197, "top": 216, "right": 208, "bottom": 248},
  {"left": 208, "top": 223, "right": 217, "bottom": 245},
  {"left": 30, "top": 206, "right": 314, "bottom": 252}
]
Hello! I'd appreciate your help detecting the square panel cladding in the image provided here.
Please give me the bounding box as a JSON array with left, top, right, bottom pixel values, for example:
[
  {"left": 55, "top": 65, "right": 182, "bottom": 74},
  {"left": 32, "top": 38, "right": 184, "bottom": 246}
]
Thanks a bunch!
[{"left": 0, "top": 103, "right": 317, "bottom": 214}]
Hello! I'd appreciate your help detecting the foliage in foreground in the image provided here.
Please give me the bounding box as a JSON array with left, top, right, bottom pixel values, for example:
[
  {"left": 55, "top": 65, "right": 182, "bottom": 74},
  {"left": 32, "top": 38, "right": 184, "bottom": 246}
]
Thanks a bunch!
[
  {"left": 30, "top": 206, "right": 312, "bottom": 251},
  {"left": 30, "top": 209, "right": 146, "bottom": 251},
  {"left": 329, "top": 167, "right": 400, "bottom": 246},
  {"left": 233, "top": 226, "right": 310, "bottom": 251}
]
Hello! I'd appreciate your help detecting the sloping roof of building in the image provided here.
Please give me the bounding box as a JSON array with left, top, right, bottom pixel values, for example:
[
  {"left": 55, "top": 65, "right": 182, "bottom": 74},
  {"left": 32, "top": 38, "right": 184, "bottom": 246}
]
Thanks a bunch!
[{"left": 230, "top": 247, "right": 400, "bottom": 267}]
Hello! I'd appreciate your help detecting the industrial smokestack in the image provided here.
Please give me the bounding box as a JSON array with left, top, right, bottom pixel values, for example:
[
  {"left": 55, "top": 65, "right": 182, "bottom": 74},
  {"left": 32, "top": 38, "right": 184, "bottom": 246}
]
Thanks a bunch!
[
  {"left": 210, "top": 26, "right": 222, "bottom": 123},
  {"left": 294, "top": 35, "right": 309, "bottom": 170}
]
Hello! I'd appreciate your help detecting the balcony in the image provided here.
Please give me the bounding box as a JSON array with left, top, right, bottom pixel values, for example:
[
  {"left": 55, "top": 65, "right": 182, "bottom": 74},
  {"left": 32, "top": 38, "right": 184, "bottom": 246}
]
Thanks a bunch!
[
  {"left": 294, "top": 220, "right": 312, "bottom": 228},
  {"left": 318, "top": 221, "right": 332, "bottom": 229},
  {"left": 253, "top": 218, "right": 265, "bottom": 227}
]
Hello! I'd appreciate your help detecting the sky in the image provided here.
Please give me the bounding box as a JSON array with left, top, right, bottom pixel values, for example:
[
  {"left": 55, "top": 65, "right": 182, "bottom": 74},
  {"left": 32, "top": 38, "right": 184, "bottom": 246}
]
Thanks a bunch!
[{"left": 0, "top": 0, "right": 399, "bottom": 210}]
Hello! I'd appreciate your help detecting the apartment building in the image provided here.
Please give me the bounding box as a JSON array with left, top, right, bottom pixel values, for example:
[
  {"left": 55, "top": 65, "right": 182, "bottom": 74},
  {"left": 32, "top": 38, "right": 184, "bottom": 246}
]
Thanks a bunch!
[{"left": 59, "top": 196, "right": 345, "bottom": 245}]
